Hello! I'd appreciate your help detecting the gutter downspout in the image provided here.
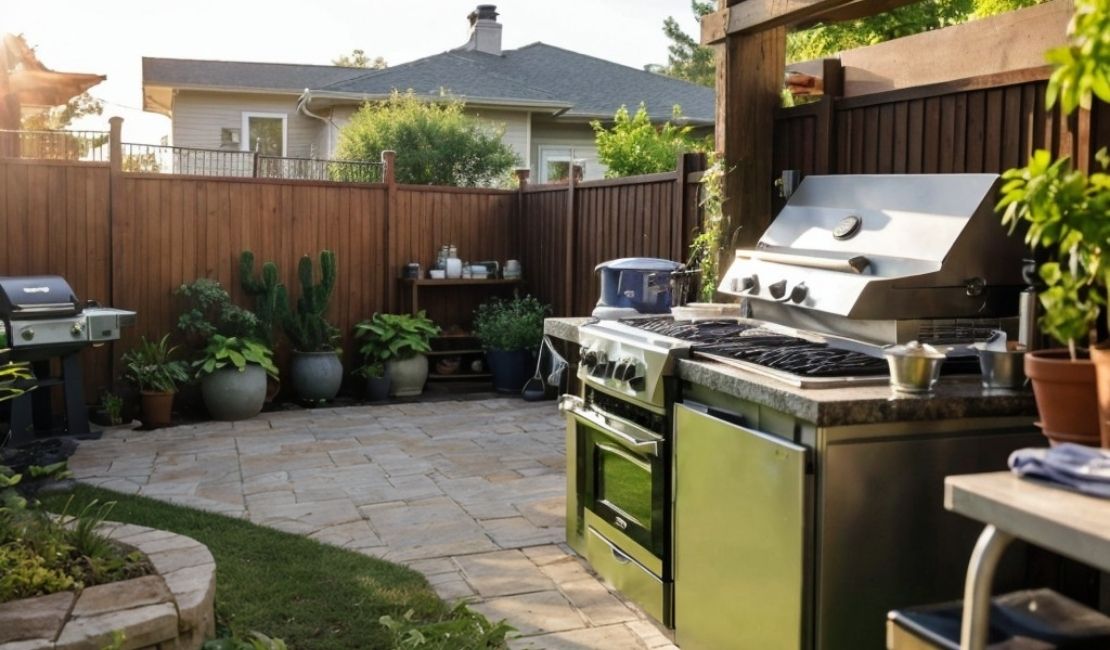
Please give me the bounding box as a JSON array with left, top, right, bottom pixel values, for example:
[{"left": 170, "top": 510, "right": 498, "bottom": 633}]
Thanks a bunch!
[{"left": 297, "top": 89, "right": 334, "bottom": 157}]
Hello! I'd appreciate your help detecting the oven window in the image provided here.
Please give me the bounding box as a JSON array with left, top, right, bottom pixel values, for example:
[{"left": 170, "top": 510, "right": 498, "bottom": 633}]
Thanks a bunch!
[{"left": 597, "top": 444, "right": 653, "bottom": 527}]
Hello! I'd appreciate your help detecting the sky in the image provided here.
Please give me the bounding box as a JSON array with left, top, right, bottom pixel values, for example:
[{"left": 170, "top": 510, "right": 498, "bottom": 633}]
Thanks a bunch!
[{"left": 2, "top": 0, "right": 702, "bottom": 144}]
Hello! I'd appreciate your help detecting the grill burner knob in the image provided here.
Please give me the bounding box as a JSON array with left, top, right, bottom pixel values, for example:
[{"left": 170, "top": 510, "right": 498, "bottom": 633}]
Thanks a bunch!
[
  {"left": 768, "top": 280, "right": 788, "bottom": 300},
  {"left": 20, "top": 328, "right": 33, "bottom": 342},
  {"left": 789, "top": 283, "right": 808, "bottom": 304},
  {"left": 740, "top": 275, "right": 759, "bottom": 294},
  {"left": 71, "top": 322, "right": 84, "bottom": 338}
]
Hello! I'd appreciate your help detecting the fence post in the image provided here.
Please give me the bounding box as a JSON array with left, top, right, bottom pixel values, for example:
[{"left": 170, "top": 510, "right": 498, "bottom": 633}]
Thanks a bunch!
[
  {"left": 563, "top": 164, "right": 580, "bottom": 316},
  {"left": 382, "top": 150, "right": 397, "bottom": 311},
  {"left": 514, "top": 168, "right": 530, "bottom": 295},
  {"left": 673, "top": 152, "right": 706, "bottom": 264},
  {"left": 107, "top": 116, "right": 123, "bottom": 383},
  {"left": 252, "top": 151, "right": 260, "bottom": 178}
]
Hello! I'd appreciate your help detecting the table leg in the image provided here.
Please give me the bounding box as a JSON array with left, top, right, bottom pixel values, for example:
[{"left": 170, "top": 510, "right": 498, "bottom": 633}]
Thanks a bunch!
[{"left": 959, "top": 524, "right": 1014, "bottom": 650}]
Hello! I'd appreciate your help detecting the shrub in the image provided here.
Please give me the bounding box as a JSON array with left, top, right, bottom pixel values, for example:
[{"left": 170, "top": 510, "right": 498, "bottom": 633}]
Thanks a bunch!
[
  {"left": 121, "top": 335, "right": 190, "bottom": 393},
  {"left": 194, "top": 335, "right": 278, "bottom": 379},
  {"left": 335, "top": 91, "right": 519, "bottom": 187},
  {"left": 176, "top": 279, "right": 260, "bottom": 345},
  {"left": 472, "top": 296, "right": 549, "bottom": 352},
  {"left": 592, "top": 103, "right": 706, "bottom": 178},
  {"left": 379, "top": 602, "right": 514, "bottom": 649}
]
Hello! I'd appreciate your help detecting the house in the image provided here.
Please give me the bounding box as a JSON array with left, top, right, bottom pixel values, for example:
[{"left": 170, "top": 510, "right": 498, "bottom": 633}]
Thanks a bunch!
[{"left": 141, "top": 4, "right": 714, "bottom": 181}]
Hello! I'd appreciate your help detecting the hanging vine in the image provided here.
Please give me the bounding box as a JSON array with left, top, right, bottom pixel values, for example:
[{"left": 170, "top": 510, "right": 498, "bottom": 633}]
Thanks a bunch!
[{"left": 688, "top": 154, "right": 727, "bottom": 302}]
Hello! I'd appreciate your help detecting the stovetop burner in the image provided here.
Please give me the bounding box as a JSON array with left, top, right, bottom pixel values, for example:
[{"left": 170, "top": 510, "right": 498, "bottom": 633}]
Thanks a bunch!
[{"left": 619, "top": 317, "right": 889, "bottom": 379}]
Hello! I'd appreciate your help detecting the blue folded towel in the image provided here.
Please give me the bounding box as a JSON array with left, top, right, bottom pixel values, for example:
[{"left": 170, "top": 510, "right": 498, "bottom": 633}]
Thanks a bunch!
[{"left": 1009, "top": 443, "right": 1110, "bottom": 499}]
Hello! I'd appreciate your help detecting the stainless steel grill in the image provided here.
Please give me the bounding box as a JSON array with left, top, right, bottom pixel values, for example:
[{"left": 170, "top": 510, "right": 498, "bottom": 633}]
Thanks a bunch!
[{"left": 0, "top": 275, "right": 135, "bottom": 445}]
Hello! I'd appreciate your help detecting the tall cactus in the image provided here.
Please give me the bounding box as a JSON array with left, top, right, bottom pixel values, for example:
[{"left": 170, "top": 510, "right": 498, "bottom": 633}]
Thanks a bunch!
[
  {"left": 239, "top": 250, "right": 288, "bottom": 347},
  {"left": 283, "top": 250, "right": 339, "bottom": 352}
]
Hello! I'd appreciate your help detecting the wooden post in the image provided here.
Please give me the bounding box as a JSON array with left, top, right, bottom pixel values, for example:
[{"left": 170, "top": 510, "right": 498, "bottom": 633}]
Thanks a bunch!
[
  {"left": 514, "top": 168, "right": 530, "bottom": 297},
  {"left": 382, "top": 149, "right": 397, "bottom": 311},
  {"left": 672, "top": 152, "right": 707, "bottom": 263},
  {"left": 107, "top": 116, "right": 123, "bottom": 381},
  {"left": 563, "top": 164, "right": 578, "bottom": 316},
  {"left": 716, "top": 19, "right": 786, "bottom": 272}
]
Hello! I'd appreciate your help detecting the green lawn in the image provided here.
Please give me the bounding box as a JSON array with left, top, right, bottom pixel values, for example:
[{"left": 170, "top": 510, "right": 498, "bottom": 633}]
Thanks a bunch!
[{"left": 41, "top": 486, "right": 450, "bottom": 650}]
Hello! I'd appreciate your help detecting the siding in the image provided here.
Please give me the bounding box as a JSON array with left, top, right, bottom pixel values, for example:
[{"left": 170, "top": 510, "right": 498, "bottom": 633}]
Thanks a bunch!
[
  {"left": 529, "top": 120, "right": 607, "bottom": 181},
  {"left": 171, "top": 91, "right": 324, "bottom": 157}
]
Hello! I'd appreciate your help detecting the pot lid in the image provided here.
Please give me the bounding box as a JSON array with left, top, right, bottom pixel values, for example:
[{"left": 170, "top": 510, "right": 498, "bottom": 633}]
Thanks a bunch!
[
  {"left": 883, "top": 340, "right": 946, "bottom": 359},
  {"left": 595, "top": 258, "right": 683, "bottom": 272}
]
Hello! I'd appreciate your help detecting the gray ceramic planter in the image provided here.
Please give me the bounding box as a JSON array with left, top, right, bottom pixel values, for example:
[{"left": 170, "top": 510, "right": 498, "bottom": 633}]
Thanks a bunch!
[
  {"left": 290, "top": 351, "right": 343, "bottom": 402},
  {"left": 201, "top": 365, "right": 266, "bottom": 421},
  {"left": 387, "top": 355, "right": 428, "bottom": 397}
]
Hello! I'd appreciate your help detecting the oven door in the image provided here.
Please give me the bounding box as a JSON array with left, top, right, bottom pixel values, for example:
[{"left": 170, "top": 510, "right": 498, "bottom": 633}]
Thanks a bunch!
[{"left": 561, "top": 395, "right": 667, "bottom": 564}]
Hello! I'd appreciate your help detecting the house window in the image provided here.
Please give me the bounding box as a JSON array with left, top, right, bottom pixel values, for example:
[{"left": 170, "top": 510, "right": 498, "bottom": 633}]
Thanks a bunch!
[
  {"left": 241, "top": 112, "right": 287, "bottom": 156},
  {"left": 539, "top": 146, "right": 586, "bottom": 183}
]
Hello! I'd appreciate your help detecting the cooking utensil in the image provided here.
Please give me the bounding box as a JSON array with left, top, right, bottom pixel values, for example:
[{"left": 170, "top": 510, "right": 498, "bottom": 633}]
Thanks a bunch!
[
  {"left": 977, "top": 348, "right": 1027, "bottom": 389},
  {"left": 884, "top": 341, "right": 946, "bottom": 393},
  {"left": 671, "top": 302, "right": 743, "bottom": 321}
]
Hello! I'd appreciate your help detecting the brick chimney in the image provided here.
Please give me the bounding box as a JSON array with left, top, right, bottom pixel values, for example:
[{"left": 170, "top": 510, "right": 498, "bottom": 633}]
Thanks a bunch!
[{"left": 463, "top": 5, "right": 502, "bottom": 55}]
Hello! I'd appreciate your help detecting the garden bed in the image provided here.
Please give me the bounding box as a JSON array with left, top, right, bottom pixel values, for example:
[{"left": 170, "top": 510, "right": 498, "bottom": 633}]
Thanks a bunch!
[{"left": 0, "top": 522, "right": 215, "bottom": 649}]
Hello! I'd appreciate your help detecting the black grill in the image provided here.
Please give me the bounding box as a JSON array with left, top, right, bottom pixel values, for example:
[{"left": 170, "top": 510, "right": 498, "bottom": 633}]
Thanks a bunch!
[{"left": 0, "top": 276, "right": 80, "bottom": 319}]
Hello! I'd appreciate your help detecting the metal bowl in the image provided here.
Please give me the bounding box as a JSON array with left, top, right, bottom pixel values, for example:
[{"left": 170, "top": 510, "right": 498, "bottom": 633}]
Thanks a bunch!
[
  {"left": 884, "top": 343, "right": 945, "bottom": 393},
  {"left": 977, "top": 348, "right": 1027, "bottom": 389}
]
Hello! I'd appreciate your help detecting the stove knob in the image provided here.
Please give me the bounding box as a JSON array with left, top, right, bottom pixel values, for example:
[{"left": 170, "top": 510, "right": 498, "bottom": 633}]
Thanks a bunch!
[
  {"left": 20, "top": 328, "right": 33, "bottom": 342},
  {"left": 620, "top": 361, "right": 639, "bottom": 381},
  {"left": 740, "top": 274, "right": 759, "bottom": 294},
  {"left": 629, "top": 376, "right": 646, "bottom": 391},
  {"left": 71, "top": 322, "right": 84, "bottom": 337},
  {"left": 789, "top": 283, "right": 808, "bottom": 304},
  {"left": 581, "top": 348, "right": 597, "bottom": 368},
  {"left": 768, "top": 280, "right": 787, "bottom": 300}
]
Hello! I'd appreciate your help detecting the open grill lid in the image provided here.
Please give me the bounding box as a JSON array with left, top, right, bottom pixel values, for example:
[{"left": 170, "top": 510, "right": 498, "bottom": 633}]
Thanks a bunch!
[{"left": 0, "top": 276, "right": 81, "bottom": 319}]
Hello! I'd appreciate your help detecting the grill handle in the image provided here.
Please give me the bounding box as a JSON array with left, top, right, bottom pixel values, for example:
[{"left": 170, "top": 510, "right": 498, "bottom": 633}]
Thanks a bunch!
[{"left": 736, "top": 249, "right": 870, "bottom": 274}]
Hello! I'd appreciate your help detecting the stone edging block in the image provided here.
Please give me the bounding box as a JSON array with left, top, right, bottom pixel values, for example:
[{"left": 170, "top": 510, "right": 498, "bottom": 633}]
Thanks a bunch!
[{"left": 0, "top": 522, "right": 216, "bottom": 650}]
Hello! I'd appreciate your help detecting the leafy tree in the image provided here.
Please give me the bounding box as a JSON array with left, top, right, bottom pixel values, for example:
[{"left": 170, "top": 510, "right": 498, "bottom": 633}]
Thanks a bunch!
[
  {"left": 20, "top": 92, "right": 104, "bottom": 131},
  {"left": 332, "top": 49, "right": 387, "bottom": 69},
  {"left": 335, "top": 91, "right": 519, "bottom": 186},
  {"left": 657, "top": 1, "right": 716, "bottom": 87},
  {"left": 592, "top": 103, "right": 706, "bottom": 177}
]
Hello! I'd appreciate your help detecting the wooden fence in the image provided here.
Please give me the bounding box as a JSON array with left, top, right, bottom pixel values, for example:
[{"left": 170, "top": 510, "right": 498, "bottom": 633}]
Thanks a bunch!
[{"left": 0, "top": 132, "right": 702, "bottom": 398}]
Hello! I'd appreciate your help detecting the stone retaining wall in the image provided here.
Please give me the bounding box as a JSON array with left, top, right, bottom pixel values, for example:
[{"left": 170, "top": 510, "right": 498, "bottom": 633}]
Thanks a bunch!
[{"left": 0, "top": 523, "right": 216, "bottom": 650}]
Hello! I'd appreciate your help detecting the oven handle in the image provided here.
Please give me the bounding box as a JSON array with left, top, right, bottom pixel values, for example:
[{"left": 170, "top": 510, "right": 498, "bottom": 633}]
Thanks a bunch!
[{"left": 559, "top": 395, "right": 661, "bottom": 457}]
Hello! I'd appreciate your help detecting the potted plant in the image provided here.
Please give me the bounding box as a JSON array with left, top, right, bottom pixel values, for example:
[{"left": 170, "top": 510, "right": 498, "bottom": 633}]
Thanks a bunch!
[
  {"left": 472, "top": 295, "right": 549, "bottom": 393},
  {"left": 240, "top": 250, "right": 287, "bottom": 402},
  {"left": 354, "top": 312, "right": 440, "bottom": 397},
  {"left": 997, "top": 0, "right": 1110, "bottom": 447},
  {"left": 121, "top": 335, "right": 189, "bottom": 429},
  {"left": 354, "top": 362, "right": 391, "bottom": 402},
  {"left": 282, "top": 251, "right": 343, "bottom": 402},
  {"left": 194, "top": 335, "right": 278, "bottom": 420}
]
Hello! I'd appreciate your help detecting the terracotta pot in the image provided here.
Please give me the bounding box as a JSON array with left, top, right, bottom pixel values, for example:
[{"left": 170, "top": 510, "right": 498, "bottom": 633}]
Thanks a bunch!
[
  {"left": 1024, "top": 349, "right": 1100, "bottom": 446},
  {"left": 140, "top": 390, "right": 175, "bottom": 429},
  {"left": 1090, "top": 345, "right": 1110, "bottom": 448}
]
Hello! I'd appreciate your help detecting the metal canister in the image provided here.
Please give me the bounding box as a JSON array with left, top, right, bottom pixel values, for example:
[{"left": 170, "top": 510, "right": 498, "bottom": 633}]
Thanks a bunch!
[
  {"left": 403, "top": 262, "right": 421, "bottom": 279},
  {"left": 1018, "top": 287, "right": 1038, "bottom": 350}
]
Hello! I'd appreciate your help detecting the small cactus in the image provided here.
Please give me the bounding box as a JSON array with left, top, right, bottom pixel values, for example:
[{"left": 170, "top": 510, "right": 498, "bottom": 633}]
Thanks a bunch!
[
  {"left": 282, "top": 250, "right": 340, "bottom": 352},
  {"left": 239, "top": 250, "right": 288, "bottom": 347}
]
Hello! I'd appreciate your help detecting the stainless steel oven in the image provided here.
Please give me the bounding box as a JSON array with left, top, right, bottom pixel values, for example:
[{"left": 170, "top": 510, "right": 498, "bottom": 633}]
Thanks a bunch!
[{"left": 562, "top": 386, "right": 672, "bottom": 626}]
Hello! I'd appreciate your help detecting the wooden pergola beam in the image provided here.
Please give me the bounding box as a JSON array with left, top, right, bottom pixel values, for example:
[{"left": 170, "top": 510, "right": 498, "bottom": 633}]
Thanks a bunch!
[{"left": 702, "top": 0, "right": 920, "bottom": 43}]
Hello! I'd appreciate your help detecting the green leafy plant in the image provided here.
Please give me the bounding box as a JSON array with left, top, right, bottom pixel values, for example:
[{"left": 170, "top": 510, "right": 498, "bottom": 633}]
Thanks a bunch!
[
  {"left": 996, "top": 0, "right": 1110, "bottom": 358},
  {"left": 336, "top": 91, "right": 519, "bottom": 187},
  {"left": 176, "top": 279, "right": 260, "bottom": 345},
  {"left": 688, "top": 155, "right": 727, "bottom": 302},
  {"left": 202, "top": 632, "right": 288, "bottom": 650},
  {"left": 121, "top": 335, "right": 190, "bottom": 393},
  {"left": 100, "top": 392, "right": 124, "bottom": 426},
  {"left": 472, "top": 296, "right": 548, "bottom": 352},
  {"left": 282, "top": 251, "right": 341, "bottom": 353},
  {"left": 194, "top": 335, "right": 278, "bottom": 380},
  {"left": 379, "top": 602, "right": 514, "bottom": 649},
  {"left": 354, "top": 312, "right": 440, "bottom": 366},
  {"left": 0, "top": 360, "right": 33, "bottom": 405},
  {"left": 239, "top": 251, "right": 289, "bottom": 347},
  {"left": 592, "top": 103, "right": 707, "bottom": 178}
]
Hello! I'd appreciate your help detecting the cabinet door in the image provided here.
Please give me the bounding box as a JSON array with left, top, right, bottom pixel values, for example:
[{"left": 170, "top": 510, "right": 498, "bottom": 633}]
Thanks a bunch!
[{"left": 674, "top": 403, "right": 809, "bottom": 650}]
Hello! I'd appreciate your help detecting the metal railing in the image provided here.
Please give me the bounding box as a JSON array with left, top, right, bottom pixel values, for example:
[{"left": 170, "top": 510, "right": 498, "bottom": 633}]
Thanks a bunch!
[
  {"left": 120, "top": 143, "right": 383, "bottom": 183},
  {"left": 0, "top": 129, "right": 110, "bottom": 161}
]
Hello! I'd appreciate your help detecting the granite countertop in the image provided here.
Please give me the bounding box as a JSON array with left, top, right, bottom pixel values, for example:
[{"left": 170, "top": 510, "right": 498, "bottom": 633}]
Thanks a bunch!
[{"left": 544, "top": 317, "right": 1038, "bottom": 428}]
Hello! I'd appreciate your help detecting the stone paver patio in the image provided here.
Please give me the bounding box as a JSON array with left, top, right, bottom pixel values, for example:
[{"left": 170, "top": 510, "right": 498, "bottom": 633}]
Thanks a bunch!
[{"left": 67, "top": 398, "right": 677, "bottom": 650}]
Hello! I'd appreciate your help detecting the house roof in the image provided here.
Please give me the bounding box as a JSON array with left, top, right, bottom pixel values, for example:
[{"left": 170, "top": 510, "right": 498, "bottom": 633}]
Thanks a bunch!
[{"left": 143, "top": 42, "right": 715, "bottom": 125}]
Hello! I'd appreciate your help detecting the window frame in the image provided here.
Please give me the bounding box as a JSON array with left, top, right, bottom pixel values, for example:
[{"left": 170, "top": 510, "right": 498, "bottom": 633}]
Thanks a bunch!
[
  {"left": 538, "top": 145, "right": 586, "bottom": 183},
  {"left": 240, "top": 112, "right": 288, "bottom": 156}
]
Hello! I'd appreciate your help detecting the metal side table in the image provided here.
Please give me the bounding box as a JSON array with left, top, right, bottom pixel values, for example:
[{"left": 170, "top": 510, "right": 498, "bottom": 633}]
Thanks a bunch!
[{"left": 944, "top": 471, "right": 1110, "bottom": 650}]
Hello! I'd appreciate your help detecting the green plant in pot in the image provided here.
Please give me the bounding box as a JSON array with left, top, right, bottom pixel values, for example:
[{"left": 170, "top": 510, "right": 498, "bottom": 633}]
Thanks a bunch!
[
  {"left": 473, "top": 295, "right": 549, "bottom": 393},
  {"left": 354, "top": 312, "right": 440, "bottom": 397},
  {"left": 282, "top": 250, "right": 343, "bottom": 403},
  {"left": 997, "top": 0, "right": 1110, "bottom": 448},
  {"left": 194, "top": 335, "right": 278, "bottom": 421},
  {"left": 121, "top": 335, "right": 189, "bottom": 429},
  {"left": 240, "top": 251, "right": 287, "bottom": 402}
]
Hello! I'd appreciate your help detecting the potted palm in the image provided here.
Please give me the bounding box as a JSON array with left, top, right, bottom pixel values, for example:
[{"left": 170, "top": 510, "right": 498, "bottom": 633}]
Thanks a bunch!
[
  {"left": 472, "top": 295, "right": 549, "bottom": 393},
  {"left": 121, "top": 335, "right": 189, "bottom": 429},
  {"left": 282, "top": 251, "right": 343, "bottom": 402},
  {"left": 194, "top": 335, "right": 278, "bottom": 420},
  {"left": 997, "top": 0, "right": 1110, "bottom": 447},
  {"left": 354, "top": 312, "right": 440, "bottom": 397}
]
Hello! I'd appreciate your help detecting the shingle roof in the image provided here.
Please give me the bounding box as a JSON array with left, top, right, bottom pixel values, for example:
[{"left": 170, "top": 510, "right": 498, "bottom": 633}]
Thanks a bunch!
[{"left": 143, "top": 42, "right": 716, "bottom": 124}]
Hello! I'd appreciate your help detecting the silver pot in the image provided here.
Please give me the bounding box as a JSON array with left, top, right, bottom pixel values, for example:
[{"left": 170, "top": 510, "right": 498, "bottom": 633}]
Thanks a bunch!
[
  {"left": 977, "top": 348, "right": 1027, "bottom": 389},
  {"left": 884, "top": 342, "right": 946, "bottom": 393}
]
